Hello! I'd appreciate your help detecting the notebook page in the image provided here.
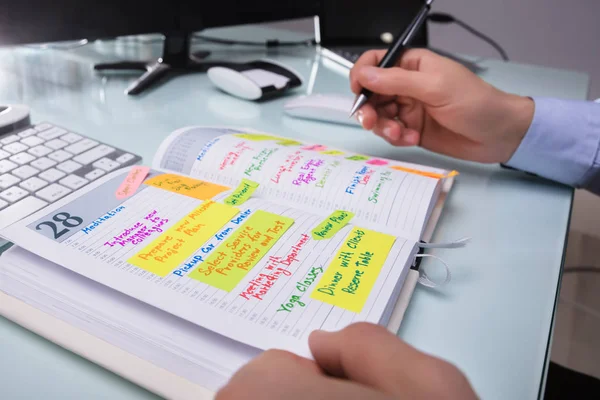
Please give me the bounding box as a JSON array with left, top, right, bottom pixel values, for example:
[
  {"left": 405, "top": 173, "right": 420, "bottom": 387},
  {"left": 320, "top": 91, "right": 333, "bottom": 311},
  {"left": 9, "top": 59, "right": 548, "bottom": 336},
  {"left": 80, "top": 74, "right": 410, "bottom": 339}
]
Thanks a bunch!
[
  {"left": 0, "top": 168, "right": 417, "bottom": 358},
  {"left": 0, "top": 248, "right": 258, "bottom": 390},
  {"left": 153, "top": 126, "right": 451, "bottom": 240}
]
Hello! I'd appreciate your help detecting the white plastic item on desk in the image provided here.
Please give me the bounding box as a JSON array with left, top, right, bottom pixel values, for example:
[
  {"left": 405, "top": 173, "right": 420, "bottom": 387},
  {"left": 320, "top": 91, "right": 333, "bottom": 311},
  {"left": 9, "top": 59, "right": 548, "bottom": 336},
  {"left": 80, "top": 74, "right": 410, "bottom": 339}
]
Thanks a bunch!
[
  {"left": 283, "top": 93, "right": 362, "bottom": 127},
  {"left": 207, "top": 60, "right": 303, "bottom": 101},
  {"left": 0, "top": 104, "right": 30, "bottom": 135}
]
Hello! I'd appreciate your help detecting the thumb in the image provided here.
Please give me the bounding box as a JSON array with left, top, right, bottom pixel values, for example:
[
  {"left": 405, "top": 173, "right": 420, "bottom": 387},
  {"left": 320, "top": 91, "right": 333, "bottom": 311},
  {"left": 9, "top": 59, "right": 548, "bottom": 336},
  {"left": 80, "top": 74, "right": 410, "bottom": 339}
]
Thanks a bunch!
[
  {"left": 356, "top": 66, "right": 440, "bottom": 105},
  {"left": 309, "top": 323, "right": 476, "bottom": 399}
]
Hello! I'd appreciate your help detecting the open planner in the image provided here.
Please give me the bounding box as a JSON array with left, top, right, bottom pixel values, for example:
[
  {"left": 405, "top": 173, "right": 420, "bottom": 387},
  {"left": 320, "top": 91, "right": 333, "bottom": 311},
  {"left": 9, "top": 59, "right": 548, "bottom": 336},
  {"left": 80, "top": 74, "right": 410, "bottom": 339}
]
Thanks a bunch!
[{"left": 0, "top": 126, "right": 457, "bottom": 398}]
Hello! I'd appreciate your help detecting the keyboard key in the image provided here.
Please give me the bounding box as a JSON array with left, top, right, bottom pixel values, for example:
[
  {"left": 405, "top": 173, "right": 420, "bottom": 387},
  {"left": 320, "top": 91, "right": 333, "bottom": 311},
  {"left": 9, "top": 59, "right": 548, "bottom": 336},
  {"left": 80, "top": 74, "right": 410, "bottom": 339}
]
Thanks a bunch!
[
  {"left": 84, "top": 169, "right": 105, "bottom": 181},
  {"left": 56, "top": 160, "right": 82, "bottom": 174},
  {"left": 0, "top": 150, "right": 9, "bottom": 160},
  {"left": 0, "top": 186, "right": 29, "bottom": 203},
  {"left": 59, "top": 174, "right": 88, "bottom": 190},
  {"left": 0, "top": 174, "right": 20, "bottom": 189},
  {"left": 36, "top": 183, "right": 71, "bottom": 202},
  {"left": 45, "top": 138, "right": 69, "bottom": 150},
  {"left": 65, "top": 138, "right": 98, "bottom": 155},
  {"left": 0, "top": 160, "right": 18, "bottom": 174},
  {"left": 38, "top": 127, "right": 66, "bottom": 140},
  {"left": 12, "top": 165, "right": 39, "bottom": 180},
  {"left": 4, "top": 142, "right": 28, "bottom": 154},
  {"left": 39, "top": 168, "right": 66, "bottom": 183},
  {"left": 0, "top": 135, "right": 19, "bottom": 145},
  {"left": 28, "top": 145, "right": 53, "bottom": 157},
  {"left": 0, "top": 199, "right": 7, "bottom": 210},
  {"left": 60, "top": 133, "right": 82, "bottom": 143},
  {"left": 18, "top": 128, "right": 38, "bottom": 138},
  {"left": 0, "top": 196, "right": 48, "bottom": 228},
  {"left": 116, "top": 153, "right": 135, "bottom": 164},
  {"left": 48, "top": 150, "right": 72, "bottom": 162},
  {"left": 9, "top": 152, "right": 36, "bottom": 165},
  {"left": 21, "top": 136, "right": 44, "bottom": 147},
  {"left": 73, "top": 145, "right": 115, "bottom": 165},
  {"left": 20, "top": 177, "right": 48, "bottom": 192},
  {"left": 30, "top": 157, "right": 56, "bottom": 170},
  {"left": 34, "top": 123, "right": 53, "bottom": 132},
  {"left": 93, "top": 157, "right": 120, "bottom": 172}
]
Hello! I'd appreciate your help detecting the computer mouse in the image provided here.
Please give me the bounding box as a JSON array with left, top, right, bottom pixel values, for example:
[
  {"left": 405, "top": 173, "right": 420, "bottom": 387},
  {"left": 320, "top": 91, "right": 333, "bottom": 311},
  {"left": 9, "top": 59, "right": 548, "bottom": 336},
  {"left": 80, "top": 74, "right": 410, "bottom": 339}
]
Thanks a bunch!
[
  {"left": 0, "top": 104, "right": 30, "bottom": 135},
  {"left": 283, "top": 93, "right": 362, "bottom": 127},
  {"left": 207, "top": 60, "right": 303, "bottom": 101}
]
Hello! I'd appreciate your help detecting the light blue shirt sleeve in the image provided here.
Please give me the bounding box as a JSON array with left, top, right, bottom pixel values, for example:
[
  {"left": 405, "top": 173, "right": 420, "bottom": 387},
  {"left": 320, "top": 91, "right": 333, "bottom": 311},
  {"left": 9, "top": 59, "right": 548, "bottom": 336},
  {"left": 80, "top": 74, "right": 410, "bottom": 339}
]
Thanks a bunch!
[{"left": 505, "top": 97, "right": 600, "bottom": 194}]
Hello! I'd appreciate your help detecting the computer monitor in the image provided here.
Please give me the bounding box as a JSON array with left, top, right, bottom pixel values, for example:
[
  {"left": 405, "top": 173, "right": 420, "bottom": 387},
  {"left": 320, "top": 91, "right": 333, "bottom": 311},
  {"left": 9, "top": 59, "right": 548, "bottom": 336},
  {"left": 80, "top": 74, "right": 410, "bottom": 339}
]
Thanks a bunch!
[
  {"left": 0, "top": 1, "right": 318, "bottom": 95},
  {"left": 315, "top": 0, "right": 428, "bottom": 69}
]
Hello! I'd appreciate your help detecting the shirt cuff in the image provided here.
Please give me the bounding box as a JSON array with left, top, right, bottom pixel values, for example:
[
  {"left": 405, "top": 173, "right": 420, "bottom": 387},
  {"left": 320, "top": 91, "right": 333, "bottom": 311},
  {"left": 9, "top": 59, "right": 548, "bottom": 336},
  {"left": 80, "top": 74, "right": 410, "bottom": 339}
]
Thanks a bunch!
[{"left": 505, "top": 97, "right": 600, "bottom": 188}]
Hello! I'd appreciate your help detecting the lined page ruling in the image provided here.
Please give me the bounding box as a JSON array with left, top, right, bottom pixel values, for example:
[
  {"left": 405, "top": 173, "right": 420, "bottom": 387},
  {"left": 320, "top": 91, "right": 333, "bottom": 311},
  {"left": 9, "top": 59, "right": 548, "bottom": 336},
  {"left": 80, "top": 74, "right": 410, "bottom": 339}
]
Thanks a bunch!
[
  {"left": 1, "top": 168, "right": 418, "bottom": 357},
  {"left": 153, "top": 127, "right": 445, "bottom": 239}
]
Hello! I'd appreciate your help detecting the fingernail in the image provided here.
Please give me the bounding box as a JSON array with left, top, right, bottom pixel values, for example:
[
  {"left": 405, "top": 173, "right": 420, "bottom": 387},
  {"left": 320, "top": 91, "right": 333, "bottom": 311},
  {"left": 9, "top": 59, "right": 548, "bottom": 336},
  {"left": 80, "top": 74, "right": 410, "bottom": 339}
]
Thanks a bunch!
[
  {"left": 405, "top": 130, "right": 419, "bottom": 145},
  {"left": 383, "top": 127, "right": 393, "bottom": 139},
  {"left": 361, "top": 66, "right": 379, "bottom": 83},
  {"left": 356, "top": 110, "right": 364, "bottom": 125}
]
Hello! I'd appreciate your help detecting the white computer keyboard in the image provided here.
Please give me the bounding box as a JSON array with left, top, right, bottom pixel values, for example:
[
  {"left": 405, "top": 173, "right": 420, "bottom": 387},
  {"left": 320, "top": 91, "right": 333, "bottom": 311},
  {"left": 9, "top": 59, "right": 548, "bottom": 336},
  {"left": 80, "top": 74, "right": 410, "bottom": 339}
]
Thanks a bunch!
[{"left": 0, "top": 122, "right": 141, "bottom": 229}]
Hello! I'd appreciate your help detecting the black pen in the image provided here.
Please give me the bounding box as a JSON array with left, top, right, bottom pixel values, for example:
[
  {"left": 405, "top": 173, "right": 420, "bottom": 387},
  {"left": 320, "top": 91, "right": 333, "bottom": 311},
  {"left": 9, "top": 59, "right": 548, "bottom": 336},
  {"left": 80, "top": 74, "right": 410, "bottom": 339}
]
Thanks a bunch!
[{"left": 349, "top": 0, "right": 435, "bottom": 117}]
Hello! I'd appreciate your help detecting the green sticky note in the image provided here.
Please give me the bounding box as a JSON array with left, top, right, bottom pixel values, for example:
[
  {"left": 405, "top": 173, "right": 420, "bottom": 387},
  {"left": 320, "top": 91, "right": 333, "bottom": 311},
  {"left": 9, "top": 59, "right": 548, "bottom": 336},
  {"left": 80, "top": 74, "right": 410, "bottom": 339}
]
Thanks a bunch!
[
  {"left": 224, "top": 179, "right": 259, "bottom": 206},
  {"left": 276, "top": 139, "right": 303, "bottom": 147},
  {"left": 346, "top": 155, "right": 370, "bottom": 161},
  {"left": 311, "top": 210, "right": 355, "bottom": 240}
]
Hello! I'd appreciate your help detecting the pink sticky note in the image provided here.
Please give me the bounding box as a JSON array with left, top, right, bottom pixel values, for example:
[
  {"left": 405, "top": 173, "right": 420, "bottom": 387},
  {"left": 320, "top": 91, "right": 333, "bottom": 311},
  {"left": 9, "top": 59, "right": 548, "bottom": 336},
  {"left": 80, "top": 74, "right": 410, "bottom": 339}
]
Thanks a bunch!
[
  {"left": 302, "top": 144, "right": 328, "bottom": 152},
  {"left": 366, "top": 158, "right": 389, "bottom": 166},
  {"left": 116, "top": 166, "right": 150, "bottom": 199}
]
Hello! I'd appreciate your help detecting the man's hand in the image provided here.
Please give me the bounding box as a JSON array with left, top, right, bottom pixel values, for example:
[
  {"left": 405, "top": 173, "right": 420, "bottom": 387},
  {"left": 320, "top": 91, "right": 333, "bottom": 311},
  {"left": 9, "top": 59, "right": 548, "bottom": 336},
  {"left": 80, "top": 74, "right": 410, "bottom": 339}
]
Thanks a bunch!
[
  {"left": 216, "top": 323, "right": 478, "bottom": 399},
  {"left": 350, "top": 49, "right": 535, "bottom": 164}
]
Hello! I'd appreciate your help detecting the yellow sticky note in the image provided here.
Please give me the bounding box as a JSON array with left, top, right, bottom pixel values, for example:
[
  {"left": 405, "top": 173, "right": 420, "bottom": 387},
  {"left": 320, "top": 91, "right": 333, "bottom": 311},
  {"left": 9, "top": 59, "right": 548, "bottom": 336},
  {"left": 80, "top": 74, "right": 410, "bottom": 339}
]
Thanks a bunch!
[
  {"left": 312, "top": 210, "right": 354, "bottom": 240},
  {"left": 187, "top": 210, "right": 294, "bottom": 291},
  {"left": 320, "top": 150, "right": 346, "bottom": 156},
  {"left": 311, "top": 227, "right": 396, "bottom": 313},
  {"left": 224, "top": 179, "right": 259, "bottom": 206},
  {"left": 233, "top": 133, "right": 284, "bottom": 142},
  {"left": 144, "top": 173, "right": 230, "bottom": 200},
  {"left": 233, "top": 133, "right": 303, "bottom": 147},
  {"left": 127, "top": 201, "right": 239, "bottom": 276},
  {"left": 276, "top": 139, "right": 303, "bottom": 146},
  {"left": 390, "top": 165, "right": 459, "bottom": 180}
]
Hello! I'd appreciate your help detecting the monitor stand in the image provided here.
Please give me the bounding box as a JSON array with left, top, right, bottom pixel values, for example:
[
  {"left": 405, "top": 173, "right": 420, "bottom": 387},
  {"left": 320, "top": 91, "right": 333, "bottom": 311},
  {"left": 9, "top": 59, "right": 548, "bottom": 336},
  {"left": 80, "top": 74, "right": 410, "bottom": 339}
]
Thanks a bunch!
[{"left": 94, "top": 32, "right": 232, "bottom": 96}]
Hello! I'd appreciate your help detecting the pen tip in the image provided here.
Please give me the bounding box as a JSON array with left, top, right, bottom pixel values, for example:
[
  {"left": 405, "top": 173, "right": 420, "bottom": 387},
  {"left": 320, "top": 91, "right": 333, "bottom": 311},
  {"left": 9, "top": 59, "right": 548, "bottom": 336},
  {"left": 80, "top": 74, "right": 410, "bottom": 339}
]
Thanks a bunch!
[{"left": 349, "top": 102, "right": 361, "bottom": 118}]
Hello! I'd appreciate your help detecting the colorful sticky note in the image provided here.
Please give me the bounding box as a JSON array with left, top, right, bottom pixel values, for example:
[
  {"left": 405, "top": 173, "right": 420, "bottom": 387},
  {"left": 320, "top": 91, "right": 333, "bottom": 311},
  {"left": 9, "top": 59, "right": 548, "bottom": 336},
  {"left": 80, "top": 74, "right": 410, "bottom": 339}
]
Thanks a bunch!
[
  {"left": 127, "top": 201, "right": 239, "bottom": 276},
  {"left": 224, "top": 179, "right": 259, "bottom": 206},
  {"left": 187, "top": 210, "right": 294, "bottom": 291},
  {"left": 366, "top": 158, "right": 389, "bottom": 166},
  {"left": 144, "top": 174, "right": 230, "bottom": 200},
  {"left": 301, "top": 144, "right": 328, "bottom": 152},
  {"left": 320, "top": 150, "right": 346, "bottom": 156},
  {"left": 346, "top": 155, "right": 370, "bottom": 162},
  {"left": 311, "top": 227, "right": 396, "bottom": 313},
  {"left": 233, "top": 133, "right": 303, "bottom": 147},
  {"left": 233, "top": 133, "right": 284, "bottom": 142},
  {"left": 390, "top": 165, "right": 459, "bottom": 179},
  {"left": 115, "top": 166, "right": 149, "bottom": 200},
  {"left": 311, "top": 210, "right": 355, "bottom": 240},
  {"left": 276, "top": 139, "right": 303, "bottom": 147}
]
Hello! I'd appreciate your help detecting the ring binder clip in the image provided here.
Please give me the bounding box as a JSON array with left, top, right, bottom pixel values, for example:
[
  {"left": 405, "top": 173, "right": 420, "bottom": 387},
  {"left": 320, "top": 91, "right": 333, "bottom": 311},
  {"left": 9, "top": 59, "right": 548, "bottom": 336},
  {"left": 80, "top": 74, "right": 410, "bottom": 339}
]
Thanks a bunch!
[{"left": 411, "top": 240, "right": 427, "bottom": 271}]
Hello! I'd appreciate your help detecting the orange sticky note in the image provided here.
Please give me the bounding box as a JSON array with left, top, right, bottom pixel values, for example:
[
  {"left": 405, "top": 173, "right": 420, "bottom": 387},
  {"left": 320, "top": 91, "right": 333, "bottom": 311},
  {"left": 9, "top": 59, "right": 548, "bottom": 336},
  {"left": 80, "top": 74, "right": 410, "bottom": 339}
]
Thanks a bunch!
[
  {"left": 116, "top": 166, "right": 150, "bottom": 199},
  {"left": 144, "top": 173, "right": 230, "bottom": 200},
  {"left": 390, "top": 165, "right": 459, "bottom": 179}
]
